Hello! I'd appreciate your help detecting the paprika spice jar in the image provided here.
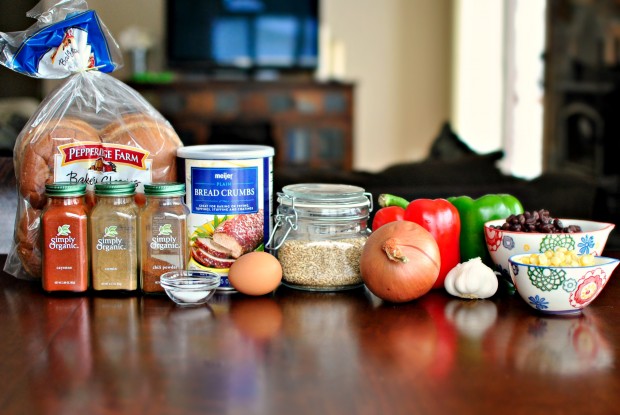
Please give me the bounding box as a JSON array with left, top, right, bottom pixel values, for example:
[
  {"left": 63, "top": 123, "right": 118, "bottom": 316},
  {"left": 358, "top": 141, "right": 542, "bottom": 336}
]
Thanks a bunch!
[
  {"left": 90, "top": 181, "right": 139, "bottom": 293},
  {"left": 140, "top": 182, "right": 190, "bottom": 294},
  {"left": 41, "top": 182, "right": 89, "bottom": 293}
]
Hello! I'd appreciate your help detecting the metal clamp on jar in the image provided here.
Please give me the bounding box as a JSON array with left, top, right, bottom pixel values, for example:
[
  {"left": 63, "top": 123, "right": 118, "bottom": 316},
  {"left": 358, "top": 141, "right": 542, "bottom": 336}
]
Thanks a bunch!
[{"left": 266, "top": 183, "right": 373, "bottom": 291}]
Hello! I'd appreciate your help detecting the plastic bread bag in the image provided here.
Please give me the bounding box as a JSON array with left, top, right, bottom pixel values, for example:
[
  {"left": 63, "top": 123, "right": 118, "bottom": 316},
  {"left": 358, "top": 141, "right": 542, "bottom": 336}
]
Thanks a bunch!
[{"left": 1, "top": 1, "right": 183, "bottom": 280}]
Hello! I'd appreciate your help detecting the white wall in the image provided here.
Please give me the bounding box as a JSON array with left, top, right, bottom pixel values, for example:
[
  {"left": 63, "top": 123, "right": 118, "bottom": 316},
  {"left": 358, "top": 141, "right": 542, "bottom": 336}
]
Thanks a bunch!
[
  {"left": 502, "top": 0, "right": 545, "bottom": 179},
  {"left": 451, "top": 0, "right": 546, "bottom": 179},
  {"left": 321, "top": 0, "right": 452, "bottom": 171},
  {"left": 86, "top": 0, "right": 165, "bottom": 81},
  {"left": 451, "top": 0, "right": 504, "bottom": 154}
]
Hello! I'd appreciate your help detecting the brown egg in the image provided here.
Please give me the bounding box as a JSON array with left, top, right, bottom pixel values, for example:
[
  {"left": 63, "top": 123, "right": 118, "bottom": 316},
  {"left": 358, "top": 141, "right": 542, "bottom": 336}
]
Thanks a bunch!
[{"left": 228, "top": 252, "right": 282, "bottom": 296}]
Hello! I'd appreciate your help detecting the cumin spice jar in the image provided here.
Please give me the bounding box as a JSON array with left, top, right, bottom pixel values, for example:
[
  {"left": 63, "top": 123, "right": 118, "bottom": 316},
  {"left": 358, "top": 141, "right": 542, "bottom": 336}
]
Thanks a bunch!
[
  {"left": 267, "top": 183, "right": 372, "bottom": 291},
  {"left": 90, "top": 181, "right": 139, "bottom": 292},
  {"left": 41, "top": 182, "right": 89, "bottom": 293},
  {"left": 140, "top": 183, "right": 190, "bottom": 294}
]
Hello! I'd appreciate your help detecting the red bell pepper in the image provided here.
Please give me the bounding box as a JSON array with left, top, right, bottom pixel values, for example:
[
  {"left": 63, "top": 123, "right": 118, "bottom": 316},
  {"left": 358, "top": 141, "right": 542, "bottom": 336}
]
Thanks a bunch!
[
  {"left": 371, "top": 206, "right": 405, "bottom": 231},
  {"left": 403, "top": 198, "right": 461, "bottom": 289}
]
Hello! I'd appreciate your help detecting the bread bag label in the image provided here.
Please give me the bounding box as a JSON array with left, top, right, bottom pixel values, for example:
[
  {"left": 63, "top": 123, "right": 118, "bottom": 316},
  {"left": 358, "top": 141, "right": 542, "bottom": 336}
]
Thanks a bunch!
[
  {"left": 44, "top": 27, "right": 95, "bottom": 77},
  {"left": 55, "top": 142, "right": 152, "bottom": 191},
  {"left": 0, "top": 9, "right": 118, "bottom": 79}
]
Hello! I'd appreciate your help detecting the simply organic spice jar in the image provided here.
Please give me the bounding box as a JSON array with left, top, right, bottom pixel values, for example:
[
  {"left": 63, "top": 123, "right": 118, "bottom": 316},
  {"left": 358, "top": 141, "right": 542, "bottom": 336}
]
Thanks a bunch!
[
  {"left": 90, "top": 181, "right": 139, "bottom": 292},
  {"left": 140, "top": 182, "right": 190, "bottom": 294},
  {"left": 267, "top": 183, "right": 372, "bottom": 291},
  {"left": 41, "top": 182, "right": 89, "bottom": 293}
]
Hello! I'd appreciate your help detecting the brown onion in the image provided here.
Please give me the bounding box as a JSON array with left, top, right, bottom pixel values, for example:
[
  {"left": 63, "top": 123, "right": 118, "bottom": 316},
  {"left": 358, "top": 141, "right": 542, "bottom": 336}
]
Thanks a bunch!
[{"left": 360, "top": 221, "right": 440, "bottom": 303}]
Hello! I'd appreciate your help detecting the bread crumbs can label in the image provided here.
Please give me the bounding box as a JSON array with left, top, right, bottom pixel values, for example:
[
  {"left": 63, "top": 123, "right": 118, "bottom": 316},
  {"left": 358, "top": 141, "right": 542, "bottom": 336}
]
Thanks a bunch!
[
  {"left": 191, "top": 167, "right": 259, "bottom": 214},
  {"left": 177, "top": 145, "right": 274, "bottom": 290}
]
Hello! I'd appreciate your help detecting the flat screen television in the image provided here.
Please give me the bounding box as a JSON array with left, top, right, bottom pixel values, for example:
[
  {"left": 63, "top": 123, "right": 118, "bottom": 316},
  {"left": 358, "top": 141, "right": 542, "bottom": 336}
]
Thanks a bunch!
[{"left": 166, "top": 0, "right": 319, "bottom": 75}]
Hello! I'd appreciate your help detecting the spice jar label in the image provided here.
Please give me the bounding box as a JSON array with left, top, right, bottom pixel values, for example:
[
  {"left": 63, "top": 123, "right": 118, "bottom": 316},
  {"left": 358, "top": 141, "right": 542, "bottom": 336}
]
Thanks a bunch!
[
  {"left": 43, "top": 220, "right": 88, "bottom": 290},
  {"left": 95, "top": 226, "right": 126, "bottom": 251},
  {"left": 91, "top": 223, "right": 138, "bottom": 290},
  {"left": 141, "top": 218, "right": 187, "bottom": 294},
  {"left": 150, "top": 223, "right": 181, "bottom": 251},
  {"left": 48, "top": 224, "right": 79, "bottom": 250}
]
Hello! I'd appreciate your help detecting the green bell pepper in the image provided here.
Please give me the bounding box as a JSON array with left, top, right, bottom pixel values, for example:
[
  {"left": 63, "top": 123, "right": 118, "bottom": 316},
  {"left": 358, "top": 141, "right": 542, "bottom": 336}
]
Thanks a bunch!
[{"left": 447, "top": 194, "right": 523, "bottom": 265}]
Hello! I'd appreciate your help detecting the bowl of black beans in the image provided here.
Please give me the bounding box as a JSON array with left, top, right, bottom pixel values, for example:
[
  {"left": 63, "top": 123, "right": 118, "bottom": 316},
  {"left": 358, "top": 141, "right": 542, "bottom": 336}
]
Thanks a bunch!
[{"left": 484, "top": 210, "right": 615, "bottom": 283}]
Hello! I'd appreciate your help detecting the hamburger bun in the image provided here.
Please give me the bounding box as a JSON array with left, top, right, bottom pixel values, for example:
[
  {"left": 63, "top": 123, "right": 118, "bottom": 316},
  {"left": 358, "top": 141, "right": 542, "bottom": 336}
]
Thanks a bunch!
[{"left": 100, "top": 112, "right": 182, "bottom": 183}]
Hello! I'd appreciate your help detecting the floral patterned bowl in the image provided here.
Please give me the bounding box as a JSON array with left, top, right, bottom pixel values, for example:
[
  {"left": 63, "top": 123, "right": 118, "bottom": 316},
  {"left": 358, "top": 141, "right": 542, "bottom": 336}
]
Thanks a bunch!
[
  {"left": 508, "top": 254, "right": 619, "bottom": 314},
  {"left": 484, "top": 219, "right": 615, "bottom": 283}
]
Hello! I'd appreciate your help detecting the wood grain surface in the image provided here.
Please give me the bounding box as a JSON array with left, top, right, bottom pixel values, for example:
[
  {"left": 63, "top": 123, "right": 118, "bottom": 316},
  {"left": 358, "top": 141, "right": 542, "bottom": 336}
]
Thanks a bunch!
[{"left": 1, "top": 254, "right": 619, "bottom": 415}]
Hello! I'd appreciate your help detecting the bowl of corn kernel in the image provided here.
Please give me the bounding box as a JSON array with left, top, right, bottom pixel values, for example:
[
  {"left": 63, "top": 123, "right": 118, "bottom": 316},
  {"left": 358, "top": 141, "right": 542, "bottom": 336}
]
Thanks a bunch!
[
  {"left": 484, "top": 210, "right": 615, "bottom": 284},
  {"left": 508, "top": 250, "right": 619, "bottom": 314}
]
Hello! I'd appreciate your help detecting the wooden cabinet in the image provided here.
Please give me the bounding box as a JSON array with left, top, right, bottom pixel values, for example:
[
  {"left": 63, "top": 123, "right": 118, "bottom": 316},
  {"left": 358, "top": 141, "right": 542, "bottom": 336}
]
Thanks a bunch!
[{"left": 129, "top": 79, "right": 354, "bottom": 171}]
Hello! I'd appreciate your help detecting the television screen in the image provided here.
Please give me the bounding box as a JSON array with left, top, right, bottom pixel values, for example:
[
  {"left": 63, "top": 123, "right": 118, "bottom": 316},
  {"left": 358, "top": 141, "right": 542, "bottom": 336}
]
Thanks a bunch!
[{"left": 166, "top": 0, "right": 319, "bottom": 73}]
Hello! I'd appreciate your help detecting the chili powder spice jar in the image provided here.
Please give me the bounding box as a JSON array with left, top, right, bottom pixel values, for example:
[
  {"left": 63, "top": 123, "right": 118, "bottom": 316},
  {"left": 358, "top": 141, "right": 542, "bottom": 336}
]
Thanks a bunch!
[
  {"left": 267, "top": 183, "right": 373, "bottom": 291},
  {"left": 140, "top": 182, "right": 190, "bottom": 294},
  {"left": 90, "top": 181, "right": 139, "bottom": 293},
  {"left": 41, "top": 182, "right": 89, "bottom": 293}
]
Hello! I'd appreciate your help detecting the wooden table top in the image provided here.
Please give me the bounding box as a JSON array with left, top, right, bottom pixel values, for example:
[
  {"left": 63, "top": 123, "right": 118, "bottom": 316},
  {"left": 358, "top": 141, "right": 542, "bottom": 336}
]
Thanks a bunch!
[{"left": 2, "top": 254, "right": 620, "bottom": 415}]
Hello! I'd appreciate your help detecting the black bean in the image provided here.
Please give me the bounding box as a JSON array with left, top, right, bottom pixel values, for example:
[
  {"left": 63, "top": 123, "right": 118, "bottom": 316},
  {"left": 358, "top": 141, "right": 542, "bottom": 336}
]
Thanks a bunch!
[{"left": 491, "top": 209, "right": 582, "bottom": 233}]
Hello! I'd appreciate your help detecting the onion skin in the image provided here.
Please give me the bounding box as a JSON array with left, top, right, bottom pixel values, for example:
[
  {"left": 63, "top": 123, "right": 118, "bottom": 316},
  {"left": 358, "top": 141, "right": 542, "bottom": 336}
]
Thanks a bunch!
[{"left": 360, "top": 221, "right": 440, "bottom": 303}]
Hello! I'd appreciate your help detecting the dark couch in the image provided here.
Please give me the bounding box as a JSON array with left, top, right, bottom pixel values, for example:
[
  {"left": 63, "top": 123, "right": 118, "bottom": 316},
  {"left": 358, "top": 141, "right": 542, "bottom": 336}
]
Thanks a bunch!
[
  {"left": 274, "top": 151, "right": 600, "bottom": 221},
  {"left": 273, "top": 123, "right": 616, "bottom": 247}
]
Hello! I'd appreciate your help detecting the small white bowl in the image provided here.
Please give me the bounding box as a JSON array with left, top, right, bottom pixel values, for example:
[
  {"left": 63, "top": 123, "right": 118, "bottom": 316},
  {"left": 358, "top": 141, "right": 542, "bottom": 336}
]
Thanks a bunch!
[
  {"left": 508, "top": 254, "right": 619, "bottom": 315},
  {"left": 159, "top": 270, "right": 221, "bottom": 306}
]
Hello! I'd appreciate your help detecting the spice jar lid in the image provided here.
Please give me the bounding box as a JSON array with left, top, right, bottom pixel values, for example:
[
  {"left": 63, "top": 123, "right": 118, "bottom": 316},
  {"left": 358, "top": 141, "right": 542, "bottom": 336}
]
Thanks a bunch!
[
  {"left": 144, "top": 182, "right": 186, "bottom": 196},
  {"left": 94, "top": 181, "right": 136, "bottom": 196},
  {"left": 45, "top": 182, "right": 87, "bottom": 197},
  {"left": 278, "top": 183, "right": 370, "bottom": 208}
]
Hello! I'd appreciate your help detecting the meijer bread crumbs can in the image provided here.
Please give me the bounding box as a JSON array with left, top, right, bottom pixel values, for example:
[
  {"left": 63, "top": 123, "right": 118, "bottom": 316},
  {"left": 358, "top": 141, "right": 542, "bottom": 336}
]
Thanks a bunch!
[{"left": 177, "top": 145, "right": 274, "bottom": 290}]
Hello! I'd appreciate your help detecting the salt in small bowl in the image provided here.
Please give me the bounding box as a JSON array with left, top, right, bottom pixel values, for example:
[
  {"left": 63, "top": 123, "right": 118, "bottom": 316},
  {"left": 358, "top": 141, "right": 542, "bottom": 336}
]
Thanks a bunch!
[{"left": 159, "top": 270, "right": 221, "bottom": 306}]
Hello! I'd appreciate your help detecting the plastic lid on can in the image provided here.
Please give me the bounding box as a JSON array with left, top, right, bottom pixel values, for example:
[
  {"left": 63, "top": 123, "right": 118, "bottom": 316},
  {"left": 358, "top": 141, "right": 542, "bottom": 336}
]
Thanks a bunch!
[
  {"left": 177, "top": 144, "right": 275, "bottom": 159},
  {"left": 45, "top": 182, "right": 87, "bottom": 197},
  {"left": 144, "top": 182, "right": 186, "bottom": 196},
  {"left": 94, "top": 181, "right": 136, "bottom": 196}
]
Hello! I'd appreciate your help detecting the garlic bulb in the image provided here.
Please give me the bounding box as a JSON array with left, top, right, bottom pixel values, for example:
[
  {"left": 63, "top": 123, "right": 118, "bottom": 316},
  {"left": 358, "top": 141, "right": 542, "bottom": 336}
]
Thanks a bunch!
[{"left": 444, "top": 257, "right": 498, "bottom": 299}]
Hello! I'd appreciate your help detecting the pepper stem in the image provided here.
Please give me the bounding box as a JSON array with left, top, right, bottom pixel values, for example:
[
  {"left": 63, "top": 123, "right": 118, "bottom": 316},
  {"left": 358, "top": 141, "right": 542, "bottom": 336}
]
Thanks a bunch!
[
  {"left": 382, "top": 238, "right": 409, "bottom": 263},
  {"left": 378, "top": 193, "right": 409, "bottom": 209}
]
